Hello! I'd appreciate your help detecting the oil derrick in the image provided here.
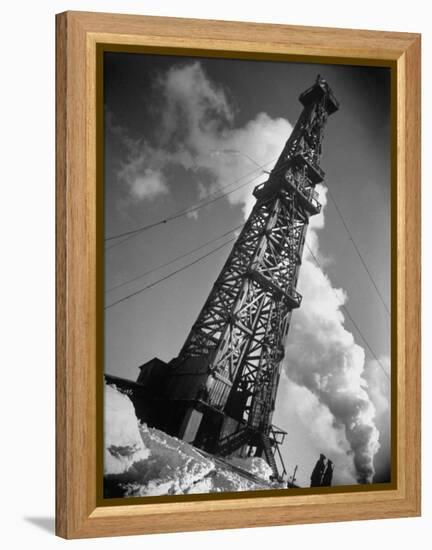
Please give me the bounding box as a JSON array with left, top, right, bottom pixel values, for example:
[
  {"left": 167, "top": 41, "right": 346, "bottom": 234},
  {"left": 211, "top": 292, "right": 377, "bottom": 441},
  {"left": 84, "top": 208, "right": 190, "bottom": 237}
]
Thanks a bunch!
[{"left": 137, "top": 76, "right": 339, "bottom": 480}]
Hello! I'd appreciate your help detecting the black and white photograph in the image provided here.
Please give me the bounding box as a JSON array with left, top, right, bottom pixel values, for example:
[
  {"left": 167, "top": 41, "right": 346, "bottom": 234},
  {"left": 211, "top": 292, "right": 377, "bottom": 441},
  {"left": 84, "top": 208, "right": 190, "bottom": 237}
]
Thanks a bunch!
[{"left": 102, "top": 52, "right": 391, "bottom": 498}]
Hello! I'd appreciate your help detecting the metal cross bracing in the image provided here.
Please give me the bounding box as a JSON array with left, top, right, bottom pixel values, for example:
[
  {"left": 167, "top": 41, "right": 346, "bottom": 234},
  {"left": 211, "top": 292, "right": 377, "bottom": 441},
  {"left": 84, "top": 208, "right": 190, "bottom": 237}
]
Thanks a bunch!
[{"left": 174, "top": 76, "right": 339, "bottom": 479}]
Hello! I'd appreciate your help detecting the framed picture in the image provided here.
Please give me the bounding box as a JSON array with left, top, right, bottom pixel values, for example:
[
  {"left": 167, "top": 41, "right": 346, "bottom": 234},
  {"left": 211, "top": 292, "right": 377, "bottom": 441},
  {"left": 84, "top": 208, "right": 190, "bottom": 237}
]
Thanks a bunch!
[{"left": 56, "top": 11, "right": 421, "bottom": 539}]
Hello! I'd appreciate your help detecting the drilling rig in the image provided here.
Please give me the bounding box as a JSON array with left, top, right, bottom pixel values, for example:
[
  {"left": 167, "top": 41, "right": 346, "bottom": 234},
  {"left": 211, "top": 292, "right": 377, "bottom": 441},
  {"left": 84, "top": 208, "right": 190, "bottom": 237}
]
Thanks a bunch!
[{"left": 127, "top": 76, "right": 339, "bottom": 481}]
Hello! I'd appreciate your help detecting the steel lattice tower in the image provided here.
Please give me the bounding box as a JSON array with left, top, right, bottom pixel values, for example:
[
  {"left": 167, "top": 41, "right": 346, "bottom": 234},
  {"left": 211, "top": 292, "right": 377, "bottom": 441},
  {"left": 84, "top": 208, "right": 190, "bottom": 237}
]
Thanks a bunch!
[{"left": 137, "top": 76, "right": 339, "bottom": 480}]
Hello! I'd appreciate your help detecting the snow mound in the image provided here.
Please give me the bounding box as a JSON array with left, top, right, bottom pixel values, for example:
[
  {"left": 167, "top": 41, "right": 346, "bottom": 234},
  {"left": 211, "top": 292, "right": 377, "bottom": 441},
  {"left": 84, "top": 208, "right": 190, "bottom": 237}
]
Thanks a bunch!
[
  {"left": 122, "top": 424, "right": 215, "bottom": 496},
  {"left": 104, "top": 383, "right": 150, "bottom": 475},
  {"left": 226, "top": 456, "right": 273, "bottom": 481},
  {"left": 104, "top": 383, "right": 275, "bottom": 497},
  {"left": 210, "top": 468, "right": 265, "bottom": 492}
]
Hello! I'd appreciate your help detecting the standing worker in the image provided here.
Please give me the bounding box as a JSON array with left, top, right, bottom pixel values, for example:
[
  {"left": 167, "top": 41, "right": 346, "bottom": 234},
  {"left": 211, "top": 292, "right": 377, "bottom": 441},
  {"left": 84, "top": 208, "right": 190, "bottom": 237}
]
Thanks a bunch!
[
  {"left": 310, "top": 454, "right": 326, "bottom": 487},
  {"left": 321, "top": 459, "right": 334, "bottom": 486}
]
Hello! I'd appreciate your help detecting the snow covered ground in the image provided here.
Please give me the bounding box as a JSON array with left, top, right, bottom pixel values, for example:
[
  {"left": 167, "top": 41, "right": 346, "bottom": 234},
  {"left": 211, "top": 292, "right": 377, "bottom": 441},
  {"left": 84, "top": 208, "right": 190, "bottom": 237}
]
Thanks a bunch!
[{"left": 104, "top": 383, "right": 280, "bottom": 497}]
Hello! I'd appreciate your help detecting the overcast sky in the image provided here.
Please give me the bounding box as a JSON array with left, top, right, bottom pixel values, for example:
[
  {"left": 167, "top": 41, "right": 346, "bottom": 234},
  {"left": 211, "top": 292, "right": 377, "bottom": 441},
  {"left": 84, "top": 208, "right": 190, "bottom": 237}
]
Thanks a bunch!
[{"left": 103, "top": 52, "right": 391, "bottom": 487}]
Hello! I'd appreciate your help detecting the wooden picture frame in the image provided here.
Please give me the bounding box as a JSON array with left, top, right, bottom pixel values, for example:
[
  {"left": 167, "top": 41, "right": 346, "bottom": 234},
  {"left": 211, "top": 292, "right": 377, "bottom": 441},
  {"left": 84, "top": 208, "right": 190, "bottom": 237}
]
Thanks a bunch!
[{"left": 56, "top": 11, "right": 421, "bottom": 539}]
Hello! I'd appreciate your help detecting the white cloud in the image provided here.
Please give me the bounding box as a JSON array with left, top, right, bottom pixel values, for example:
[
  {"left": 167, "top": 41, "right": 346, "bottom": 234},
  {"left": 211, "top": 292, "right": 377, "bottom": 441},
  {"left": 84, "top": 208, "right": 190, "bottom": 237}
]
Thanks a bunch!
[
  {"left": 129, "top": 168, "right": 168, "bottom": 201},
  {"left": 114, "top": 61, "right": 293, "bottom": 210},
  {"left": 158, "top": 61, "right": 234, "bottom": 145},
  {"left": 116, "top": 141, "right": 170, "bottom": 201}
]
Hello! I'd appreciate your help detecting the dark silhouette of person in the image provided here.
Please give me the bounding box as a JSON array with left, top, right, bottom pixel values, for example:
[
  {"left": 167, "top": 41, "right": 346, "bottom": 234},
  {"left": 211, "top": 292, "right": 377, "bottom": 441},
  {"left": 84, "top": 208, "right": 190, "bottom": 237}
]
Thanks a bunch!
[
  {"left": 321, "top": 459, "right": 334, "bottom": 486},
  {"left": 310, "top": 454, "right": 326, "bottom": 487}
]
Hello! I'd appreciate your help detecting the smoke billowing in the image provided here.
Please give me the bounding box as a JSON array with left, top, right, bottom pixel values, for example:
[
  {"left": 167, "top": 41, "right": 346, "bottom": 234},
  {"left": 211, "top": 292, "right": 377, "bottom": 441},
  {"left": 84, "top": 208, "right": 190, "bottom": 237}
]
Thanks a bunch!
[{"left": 282, "top": 196, "right": 382, "bottom": 483}]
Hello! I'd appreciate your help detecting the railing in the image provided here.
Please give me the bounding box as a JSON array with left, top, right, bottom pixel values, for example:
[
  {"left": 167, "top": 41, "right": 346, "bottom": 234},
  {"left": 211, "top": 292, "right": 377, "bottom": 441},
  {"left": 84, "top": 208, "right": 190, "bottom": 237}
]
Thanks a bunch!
[
  {"left": 247, "top": 268, "right": 302, "bottom": 308},
  {"left": 252, "top": 180, "right": 273, "bottom": 199},
  {"left": 285, "top": 286, "right": 302, "bottom": 308},
  {"left": 269, "top": 425, "right": 288, "bottom": 480},
  {"left": 216, "top": 427, "right": 251, "bottom": 456},
  {"left": 273, "top": 443, "right": 287, "bottom": 480},
  {"left": 269, "top": 424, "right": 287, "bottom": 445},
  {"left": 284, "top": 173, "right": 321, "bottom": 213}
]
